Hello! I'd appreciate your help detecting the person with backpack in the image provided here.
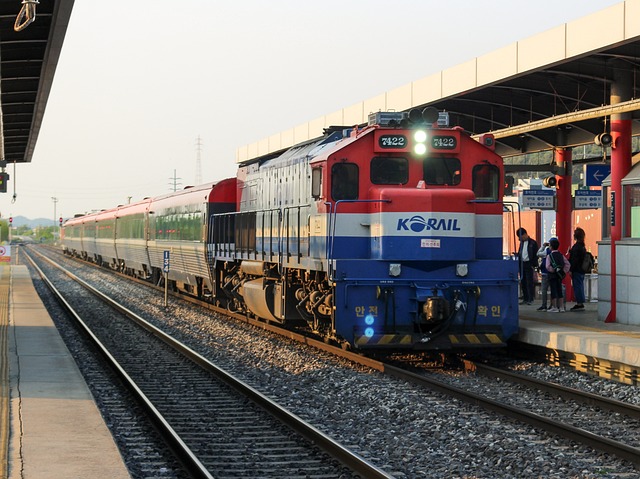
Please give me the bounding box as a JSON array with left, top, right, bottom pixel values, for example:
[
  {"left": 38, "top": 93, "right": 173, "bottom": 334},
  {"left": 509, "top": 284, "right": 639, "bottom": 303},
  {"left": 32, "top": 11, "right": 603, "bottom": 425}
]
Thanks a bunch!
[
  {"left": 536, "top": 240, "right": 553, "bottom": 311},
  {"left": 545, "top": 237, "right": 570, "bottom": 313},
  {"left": 568, "top": 227, "right": 587, "bottom": 311}
]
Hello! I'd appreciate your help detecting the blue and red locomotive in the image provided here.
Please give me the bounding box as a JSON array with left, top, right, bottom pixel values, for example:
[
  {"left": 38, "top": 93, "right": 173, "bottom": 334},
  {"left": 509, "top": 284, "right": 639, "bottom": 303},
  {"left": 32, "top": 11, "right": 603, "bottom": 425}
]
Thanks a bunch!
[{"left": 62, "top": 109, "right": 519, "bottom": 351}]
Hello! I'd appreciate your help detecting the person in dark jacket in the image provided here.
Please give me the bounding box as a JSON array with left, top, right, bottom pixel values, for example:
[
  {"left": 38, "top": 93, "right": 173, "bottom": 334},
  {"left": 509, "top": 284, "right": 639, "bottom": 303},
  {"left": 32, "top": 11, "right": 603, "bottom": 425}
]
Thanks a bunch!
[
  {"left": 568, "top": 227, "right": 587, "bottom": 311},
  {"left": 545, "top": 237, "right": 570, "bottom": 313},
  {"left": 516, "top": 227, "right": 539, "bottom": 305}
]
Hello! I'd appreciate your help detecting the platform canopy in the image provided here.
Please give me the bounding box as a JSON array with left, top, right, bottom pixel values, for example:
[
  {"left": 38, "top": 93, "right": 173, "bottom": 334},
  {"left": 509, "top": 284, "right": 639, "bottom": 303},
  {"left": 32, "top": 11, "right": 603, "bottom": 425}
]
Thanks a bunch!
[
  {"left": 0, "top": 0, "right": 73, "bottom": 164},
  {"left": 237, "top": 1, "right": 640, "bottom": 162}
]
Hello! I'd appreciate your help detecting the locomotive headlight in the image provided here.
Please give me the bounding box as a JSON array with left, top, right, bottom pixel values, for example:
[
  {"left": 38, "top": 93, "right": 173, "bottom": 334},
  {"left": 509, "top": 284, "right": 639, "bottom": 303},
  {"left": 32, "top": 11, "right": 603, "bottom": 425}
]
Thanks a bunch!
[
  {"left": 413, "top": 130, "right": 428, "bottom": 155},
  {"left": 364, "top": 327, "right": 375, "bottom": 338},
  {"left": 414, "top": 130, "right": 427, "bottom": 142},
  {"left": 414, "top": 143, "right": 427, "bottom": 155},
  {"left": 364, "top": 314, "right": 375, "bottom": 326}
]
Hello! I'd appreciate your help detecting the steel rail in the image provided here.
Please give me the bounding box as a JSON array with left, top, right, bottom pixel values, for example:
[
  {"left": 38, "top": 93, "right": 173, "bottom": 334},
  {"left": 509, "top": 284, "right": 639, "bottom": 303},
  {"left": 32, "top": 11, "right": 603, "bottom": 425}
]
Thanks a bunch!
[
  {"left": 27, "top": 247, "right": 394, "bottom": 479},
  {"left": 466, "top": 360, "right": 640, "bottom": 419},
  {"left": 23, "top": 249, "right": 215, "bottom": 479},
  {"left": 379, "top": 361, "right": 640, "bottom": 466}
]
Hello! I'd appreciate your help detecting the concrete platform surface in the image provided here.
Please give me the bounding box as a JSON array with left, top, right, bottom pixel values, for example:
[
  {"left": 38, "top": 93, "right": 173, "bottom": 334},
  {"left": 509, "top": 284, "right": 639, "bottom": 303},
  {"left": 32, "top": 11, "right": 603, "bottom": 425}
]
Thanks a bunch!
[
  {"left": 3, "top": 265, "right": 130, "bottom": 479},
  {"left": 518, "top": 300, "right": 640, "bottom": 369}
]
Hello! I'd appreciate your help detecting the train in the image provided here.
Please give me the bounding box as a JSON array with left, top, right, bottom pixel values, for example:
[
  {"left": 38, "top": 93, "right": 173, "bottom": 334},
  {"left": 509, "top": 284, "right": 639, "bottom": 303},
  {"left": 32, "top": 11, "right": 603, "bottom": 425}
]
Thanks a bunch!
[{"left": 62, "top": 108, "right": 519, "bottom": 351}]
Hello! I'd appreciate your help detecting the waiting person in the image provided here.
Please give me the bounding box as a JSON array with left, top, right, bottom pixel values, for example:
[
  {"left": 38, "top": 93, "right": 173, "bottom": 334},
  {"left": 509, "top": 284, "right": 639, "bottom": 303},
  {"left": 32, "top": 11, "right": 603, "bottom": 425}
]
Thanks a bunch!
[
  {"left": 568, "top": 227, "right": 587, "bottom": 311},
  {"left": 536, "top": 239, "right": 553, "bottom": 311},
  {"left": 545, "top": 237, "right": 570, "bottom": 313},
  {"left": 516, "top": 227, "right": 539, "bottom": 305}
]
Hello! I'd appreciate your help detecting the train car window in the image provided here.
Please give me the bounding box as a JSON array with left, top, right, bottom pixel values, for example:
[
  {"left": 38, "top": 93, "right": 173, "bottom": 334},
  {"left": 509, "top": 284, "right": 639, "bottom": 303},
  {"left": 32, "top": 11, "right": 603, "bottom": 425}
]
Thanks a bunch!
[
  {"left": 423, "top": 157, "right": 461, "bottom": 185},
  {"left": 136, "top": 215, "right": 144, "bottom": 238},
  {"left": 331, "top": 163, "right": 359, "bottom": 200},
  {"left": 156, "top": 212, "right": 180, "bottom": 240},
  {"left": 148, "top": 214, "right": 156, "bottom": 241},
  {"left": 117, "top": 214, "right": 145, "bottom": 240},
  {"left": 370, "top": 157, "right": 408, "bottom": 185},
  {"left": 97, "top": 221, "right": 114, "bottom": 239},
  {"left": 311, "top": 168, "right": 322, "bottom": 199},
  {"left": 85, "top": 224, "right": 95, "bottom": 236},
  {"left": 472, "top": 164, "right": 500, "bottom": 201}
]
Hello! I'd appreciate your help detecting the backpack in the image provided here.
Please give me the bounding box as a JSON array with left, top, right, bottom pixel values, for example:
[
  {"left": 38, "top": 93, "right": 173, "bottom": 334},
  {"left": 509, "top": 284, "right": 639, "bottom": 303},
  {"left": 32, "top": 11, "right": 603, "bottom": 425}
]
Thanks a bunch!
[
  {"left": 538, "top": 247, "right": 550, "bottom": 273},
  {"left": 549, "top": 251, "right": 566, "bottom": 280},
  {"left": 582, "top": 251, "right": 595, "bottom": 273}
]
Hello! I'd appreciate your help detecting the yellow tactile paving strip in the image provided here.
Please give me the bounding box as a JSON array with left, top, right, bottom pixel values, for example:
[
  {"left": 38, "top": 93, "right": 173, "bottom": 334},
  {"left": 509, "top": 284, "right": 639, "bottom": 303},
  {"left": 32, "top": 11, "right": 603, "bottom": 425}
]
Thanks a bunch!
[
  {"left": 0, "top": 265, "right": 10, "bottom": 479},
  {"left": 520, "top": 314, "right": 640, "bottom": 340}
]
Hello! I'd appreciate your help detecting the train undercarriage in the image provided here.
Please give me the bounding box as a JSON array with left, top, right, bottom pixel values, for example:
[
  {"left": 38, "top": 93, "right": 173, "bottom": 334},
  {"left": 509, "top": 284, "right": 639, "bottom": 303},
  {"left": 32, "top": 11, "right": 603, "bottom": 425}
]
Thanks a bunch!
[
  {"left": 215, "top": 260, "right": 336, "bottom": 339},
  {"left": 63, "top": 248, "right": 512, "bottom": 352},
  {"left": 99, "top": 253, "right": 343, "bottom": 345}
]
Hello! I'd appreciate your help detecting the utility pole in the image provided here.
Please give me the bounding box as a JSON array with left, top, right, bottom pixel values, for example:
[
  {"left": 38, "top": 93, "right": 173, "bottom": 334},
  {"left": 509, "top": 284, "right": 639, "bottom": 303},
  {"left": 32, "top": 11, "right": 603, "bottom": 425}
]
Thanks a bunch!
[
  {"left": 195, "top": 136, "right": 203, "bottom": 185},
  {"left": 168, "top": 169, "right": 182, "bottom": 192},
  {"left": 51, "top": 197, "right": 58, "bottom": 243}
]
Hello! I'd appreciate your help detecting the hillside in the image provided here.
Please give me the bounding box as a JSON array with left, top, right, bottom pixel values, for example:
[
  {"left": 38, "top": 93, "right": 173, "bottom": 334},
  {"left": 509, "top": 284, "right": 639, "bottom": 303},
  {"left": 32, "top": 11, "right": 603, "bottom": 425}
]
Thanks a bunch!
[{"left": 10, "top": 216, "right": 56, "bottom": 228}]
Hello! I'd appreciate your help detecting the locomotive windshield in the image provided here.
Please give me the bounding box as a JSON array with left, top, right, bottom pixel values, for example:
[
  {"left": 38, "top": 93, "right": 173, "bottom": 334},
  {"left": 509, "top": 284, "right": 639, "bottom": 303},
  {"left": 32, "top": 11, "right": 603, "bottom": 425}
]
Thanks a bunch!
[
  {"left": 472, "top": 164, "right": 500, "bottom": 201},
  {"left": 331, "top": 163, "right": 359, "bottom": 200},
  {"left": 423, "top": 157, "right": 461, "bottom": 186},
  {"left": 370, "top": 157, "right": 409, "bottom": 185}
]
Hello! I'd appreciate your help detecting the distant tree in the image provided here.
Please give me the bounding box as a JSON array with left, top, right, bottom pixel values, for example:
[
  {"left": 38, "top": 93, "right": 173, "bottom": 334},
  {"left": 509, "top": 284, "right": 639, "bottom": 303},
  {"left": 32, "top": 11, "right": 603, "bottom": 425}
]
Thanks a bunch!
[
  {"left": 0, "top": 221, "right": 8, "bottom": 243},
  {"left": 34, "top": 226, "right": 55, "bottom": 242},
  {"left": 16, "top": 225, "right": 31, "bottom": 236}
]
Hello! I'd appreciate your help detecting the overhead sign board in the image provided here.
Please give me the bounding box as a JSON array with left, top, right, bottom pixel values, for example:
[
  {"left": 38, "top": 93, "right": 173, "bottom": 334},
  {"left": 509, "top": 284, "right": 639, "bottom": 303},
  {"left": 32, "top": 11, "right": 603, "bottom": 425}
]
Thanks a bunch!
[
  {"left": 522, "top": 189, "right": 555, "bottom": 210},
  {"left": 584, "top": 164, "right": 611, "bottom": 187},
  {"left": 574, "top": 190, "right": 602, "bottom": 209}
]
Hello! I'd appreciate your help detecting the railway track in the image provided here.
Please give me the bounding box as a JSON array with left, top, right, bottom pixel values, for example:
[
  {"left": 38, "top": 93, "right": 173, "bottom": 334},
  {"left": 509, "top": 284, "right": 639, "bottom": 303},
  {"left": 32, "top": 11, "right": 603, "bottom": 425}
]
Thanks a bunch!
[
  {"left": 24, "top": 247, "right": 392, "bottom": 479},
  {"left": 396, "top": 358, "right": 640, "bottom": 466},
  {"left": 29, "top": 245, "right": 639, "bottom": 475}
]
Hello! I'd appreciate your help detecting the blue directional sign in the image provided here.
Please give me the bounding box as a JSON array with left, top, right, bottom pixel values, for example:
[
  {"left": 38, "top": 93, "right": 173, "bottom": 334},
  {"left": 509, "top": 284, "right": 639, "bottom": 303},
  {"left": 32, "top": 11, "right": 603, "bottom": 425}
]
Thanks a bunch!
[
  {"left": 585, "top": 164, "right": 611, "bottom": 187},
  {"left": 574, "top": 189, "right": 602, "bottom": 209},
  {"left": 163, "top": 250, "right": 170, "bottom": 273},
  {"left": 522, "top": 189, "right": 555, "bottom": 210}
]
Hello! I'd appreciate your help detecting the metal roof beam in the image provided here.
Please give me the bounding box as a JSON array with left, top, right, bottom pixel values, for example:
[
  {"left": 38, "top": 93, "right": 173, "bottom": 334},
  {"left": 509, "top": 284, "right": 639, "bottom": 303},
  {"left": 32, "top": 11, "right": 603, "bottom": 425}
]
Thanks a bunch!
[{"left": 475, "top": 98, "right": 640, "bottom": 140}]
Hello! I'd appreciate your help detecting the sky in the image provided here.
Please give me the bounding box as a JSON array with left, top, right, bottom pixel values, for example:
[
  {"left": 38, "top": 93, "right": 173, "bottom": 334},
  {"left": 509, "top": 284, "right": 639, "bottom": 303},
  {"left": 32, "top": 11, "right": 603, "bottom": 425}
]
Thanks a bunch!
[{"left": 2, "top": 0, "right": 622, "bottom": 222}]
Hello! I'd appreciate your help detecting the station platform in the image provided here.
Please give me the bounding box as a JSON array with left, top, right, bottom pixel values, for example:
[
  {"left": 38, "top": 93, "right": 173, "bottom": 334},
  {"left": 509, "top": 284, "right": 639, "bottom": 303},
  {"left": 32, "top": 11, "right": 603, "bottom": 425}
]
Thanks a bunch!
[
  {"left": 517, "top": 300, "right": 640, "bottom": 383},
  {"left": 0, "top": 264, "right": 130, "bottom": 479}
]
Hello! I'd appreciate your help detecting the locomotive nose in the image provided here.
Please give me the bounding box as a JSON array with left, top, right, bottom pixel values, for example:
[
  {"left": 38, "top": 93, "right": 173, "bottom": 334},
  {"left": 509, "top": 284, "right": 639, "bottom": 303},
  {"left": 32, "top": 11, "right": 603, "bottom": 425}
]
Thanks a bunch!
[{"left": 368, "top": 187, "right": 476, "bottom": 261}]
